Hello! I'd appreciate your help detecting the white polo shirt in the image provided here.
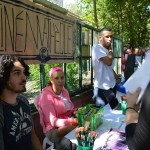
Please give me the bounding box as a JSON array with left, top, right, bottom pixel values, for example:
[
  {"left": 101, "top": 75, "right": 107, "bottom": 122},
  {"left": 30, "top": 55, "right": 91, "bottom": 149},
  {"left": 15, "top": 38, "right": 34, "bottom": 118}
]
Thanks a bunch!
[{"left": 92, "top": 44, "right": 116, "bottom": 90}]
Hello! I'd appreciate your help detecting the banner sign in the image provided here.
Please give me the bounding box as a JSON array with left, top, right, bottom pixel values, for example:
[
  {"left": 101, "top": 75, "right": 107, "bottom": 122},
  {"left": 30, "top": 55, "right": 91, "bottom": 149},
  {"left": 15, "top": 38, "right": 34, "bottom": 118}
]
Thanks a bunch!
[{"left": 0, "top": 0, "right": 76, "bottom": 64}]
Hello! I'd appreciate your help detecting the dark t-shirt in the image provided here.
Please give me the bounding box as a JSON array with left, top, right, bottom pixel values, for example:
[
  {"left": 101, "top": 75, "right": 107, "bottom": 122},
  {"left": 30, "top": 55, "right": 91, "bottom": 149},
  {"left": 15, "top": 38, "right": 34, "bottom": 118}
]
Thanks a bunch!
[
  {"left": 124, "top": 54, "right": 135, "bottom": 81},
  {"left": 1, "top": 95, "right": 33, "bottom": 150}
]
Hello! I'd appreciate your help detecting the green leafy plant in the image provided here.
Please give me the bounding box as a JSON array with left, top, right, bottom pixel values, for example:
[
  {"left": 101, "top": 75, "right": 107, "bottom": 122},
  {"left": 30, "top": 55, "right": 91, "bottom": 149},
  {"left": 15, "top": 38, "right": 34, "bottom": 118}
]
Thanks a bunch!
[{"left": 66, "top": 62, "right": 79, "bottom": 92}]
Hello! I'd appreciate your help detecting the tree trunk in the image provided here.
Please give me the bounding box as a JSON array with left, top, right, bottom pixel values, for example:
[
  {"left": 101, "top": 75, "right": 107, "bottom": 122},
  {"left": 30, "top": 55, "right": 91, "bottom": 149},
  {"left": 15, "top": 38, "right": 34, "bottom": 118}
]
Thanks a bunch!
[{"left": 93, "top": 0, "right": 98, "bottom": 28}]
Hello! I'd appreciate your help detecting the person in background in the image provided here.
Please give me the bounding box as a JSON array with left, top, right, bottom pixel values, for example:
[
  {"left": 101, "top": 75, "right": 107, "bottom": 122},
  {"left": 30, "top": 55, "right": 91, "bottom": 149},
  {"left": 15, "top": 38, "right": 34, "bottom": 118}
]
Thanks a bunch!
[
  {"left": 124, "top": 46, "right": 144, "bottom": 81},
  {"left": 121, "top": 44, "right": 133, "bottom": 75},
  {"left": 125, "top": 46, "right": 150, "bottom": 150},
  {"left": 92, "top": 27, "right": 120, "bottom": 107},
  {"left": 36, "top": 66, "right": 78, "bottom": 150},
  {"left": 134, "top": 47, "right": 144, "bottom": 71},
  {"left": 0, "top": 55, "right": 42, "bottom": 150}
]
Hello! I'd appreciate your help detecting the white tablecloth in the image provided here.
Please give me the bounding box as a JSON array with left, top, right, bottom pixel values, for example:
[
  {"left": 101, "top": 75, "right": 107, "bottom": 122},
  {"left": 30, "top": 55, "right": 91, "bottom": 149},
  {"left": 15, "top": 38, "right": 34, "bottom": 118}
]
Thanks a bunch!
[{"left": 65, "top": 104, "right": 126, "bottom": 150}]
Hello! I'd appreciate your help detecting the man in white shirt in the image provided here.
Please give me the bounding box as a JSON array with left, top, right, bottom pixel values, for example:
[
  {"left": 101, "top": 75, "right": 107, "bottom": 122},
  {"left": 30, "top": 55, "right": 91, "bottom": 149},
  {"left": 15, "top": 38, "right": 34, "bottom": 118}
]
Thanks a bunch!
[{"left": 92, "top": 27, "right": 120, "bottom": 108}]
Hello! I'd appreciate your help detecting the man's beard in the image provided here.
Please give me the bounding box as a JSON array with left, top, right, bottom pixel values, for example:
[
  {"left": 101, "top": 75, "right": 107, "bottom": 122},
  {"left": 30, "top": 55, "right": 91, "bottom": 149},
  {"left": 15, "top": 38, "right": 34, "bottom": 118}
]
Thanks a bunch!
[
  {"left": 103, "top": 42, "right": 111, "bottom": 49},
  {"left": 6, "top": 83, "right": 26, "bottom": 93},
  {"left": 16, "top": 87, "right": 26, "bottom": 93}
]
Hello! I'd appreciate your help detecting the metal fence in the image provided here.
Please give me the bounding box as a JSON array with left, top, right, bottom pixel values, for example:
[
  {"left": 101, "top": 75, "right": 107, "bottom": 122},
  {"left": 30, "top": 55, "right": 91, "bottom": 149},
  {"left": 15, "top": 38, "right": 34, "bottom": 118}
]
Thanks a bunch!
[{"left": 22, "top": 22, "right": 123, "bottom": 112}]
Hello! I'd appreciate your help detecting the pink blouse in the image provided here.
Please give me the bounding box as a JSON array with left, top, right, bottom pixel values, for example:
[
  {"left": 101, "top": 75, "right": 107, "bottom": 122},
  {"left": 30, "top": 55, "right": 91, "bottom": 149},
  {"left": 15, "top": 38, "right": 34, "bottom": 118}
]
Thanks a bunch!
[{"left": 36, "top": 86, "right": 76, "bottom": 133}]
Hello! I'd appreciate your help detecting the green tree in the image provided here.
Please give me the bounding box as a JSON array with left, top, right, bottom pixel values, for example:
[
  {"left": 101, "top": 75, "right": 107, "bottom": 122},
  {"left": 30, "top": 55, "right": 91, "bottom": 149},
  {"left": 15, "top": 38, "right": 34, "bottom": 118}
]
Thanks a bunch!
[{"left": 77, "top": 0, "right": 150, "bottom": 47}]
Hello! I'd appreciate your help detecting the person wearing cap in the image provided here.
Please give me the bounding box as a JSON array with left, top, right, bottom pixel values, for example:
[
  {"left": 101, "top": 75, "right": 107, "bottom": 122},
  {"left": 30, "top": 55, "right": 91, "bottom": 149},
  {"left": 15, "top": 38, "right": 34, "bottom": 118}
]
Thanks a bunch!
[{"left": 36, "top": 66, "right": 78, "bottom": 150}]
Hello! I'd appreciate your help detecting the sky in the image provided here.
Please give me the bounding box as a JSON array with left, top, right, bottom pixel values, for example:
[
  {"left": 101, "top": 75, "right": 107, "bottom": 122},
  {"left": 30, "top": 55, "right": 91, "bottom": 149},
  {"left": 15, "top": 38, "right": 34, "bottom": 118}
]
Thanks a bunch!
[{"left": 63, "top": 0, "right": 76, "bottom": 5}]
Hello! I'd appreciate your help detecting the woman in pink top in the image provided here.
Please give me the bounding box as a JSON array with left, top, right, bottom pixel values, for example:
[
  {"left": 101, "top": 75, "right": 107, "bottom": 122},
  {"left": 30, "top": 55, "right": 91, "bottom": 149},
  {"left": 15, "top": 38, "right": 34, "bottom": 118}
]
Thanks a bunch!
[{"left": 38, "top": 66, "right": 78, "bottom": 150}]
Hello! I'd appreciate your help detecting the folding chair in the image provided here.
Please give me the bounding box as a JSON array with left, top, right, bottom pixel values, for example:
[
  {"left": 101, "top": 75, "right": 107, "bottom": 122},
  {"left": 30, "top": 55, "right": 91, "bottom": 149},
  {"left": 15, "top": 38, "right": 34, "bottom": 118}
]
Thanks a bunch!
[{"left": 34, "top": 96, "right": 54, "bottom": 150}]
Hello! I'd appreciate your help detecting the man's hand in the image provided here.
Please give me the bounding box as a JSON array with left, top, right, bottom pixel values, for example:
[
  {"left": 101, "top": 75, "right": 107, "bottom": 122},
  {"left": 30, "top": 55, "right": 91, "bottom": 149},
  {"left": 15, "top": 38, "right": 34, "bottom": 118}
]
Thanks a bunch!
[{"left": 100, "top": 50, "right": 113, "bottom": 66}]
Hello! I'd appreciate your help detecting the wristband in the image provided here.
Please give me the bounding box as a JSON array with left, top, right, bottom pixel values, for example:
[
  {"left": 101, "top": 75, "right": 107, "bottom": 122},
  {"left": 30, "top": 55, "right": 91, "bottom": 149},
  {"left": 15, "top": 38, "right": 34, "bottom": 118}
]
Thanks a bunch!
[{"left": 126, "top": 107, "right": 138, "bottom": 113}]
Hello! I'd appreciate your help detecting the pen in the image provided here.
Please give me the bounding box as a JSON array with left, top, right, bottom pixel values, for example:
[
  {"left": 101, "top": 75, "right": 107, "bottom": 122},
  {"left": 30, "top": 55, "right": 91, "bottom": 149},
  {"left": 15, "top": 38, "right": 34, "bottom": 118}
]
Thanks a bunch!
[
  {"left": 75, "top": 127, "right": 98, "bottom": 147},
  {"left": 108, "top": 128, "right": 113, "bottom": 134}
]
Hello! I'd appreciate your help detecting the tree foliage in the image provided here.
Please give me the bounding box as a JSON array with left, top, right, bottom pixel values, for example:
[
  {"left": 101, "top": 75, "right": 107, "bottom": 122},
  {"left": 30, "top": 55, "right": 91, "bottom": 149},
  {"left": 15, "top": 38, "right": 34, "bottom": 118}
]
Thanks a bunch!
[{"left": 77, "top": 0, "right": 150, "bottom": 47}]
